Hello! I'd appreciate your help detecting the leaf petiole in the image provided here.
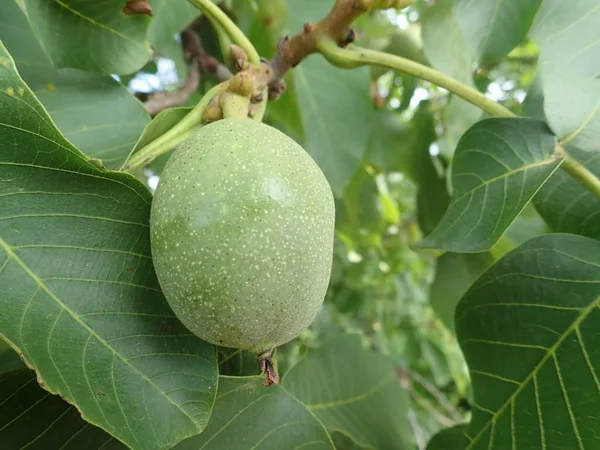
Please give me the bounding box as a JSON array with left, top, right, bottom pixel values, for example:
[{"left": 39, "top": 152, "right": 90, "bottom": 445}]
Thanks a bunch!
[
  {"left": 186, "top": 0, "right": 261, "bottom": 65},
  {"left": 122, "top": 83, "right": 225, "bottom": 173},
  {"left": 555, "top": 145, "right": 600, "bottom": 201},
  {"left": 316, "top": 39, "right": 515, "bottom": 118}
]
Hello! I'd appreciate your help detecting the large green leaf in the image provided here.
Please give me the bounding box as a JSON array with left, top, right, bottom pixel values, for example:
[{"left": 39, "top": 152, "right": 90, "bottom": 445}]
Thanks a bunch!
[
  {"left": 454, "top": 0, "right": 542, "bottom": 65},
  {"left": 147, "top": 0, "right": 199, "bottom": 50},
  {"left": 530, "top": 0, "right": 600, "bottom": 151},
  {"left": 174, "top": 376, "right": 335, "bottom": 449},
  {"left": 0, "top": 340, "right": 25, "bottom": 374},
  {"left": 129, "top": 106, "right": 192, "bottom": 174},
  {"left": 365, "top": 111, "right": 418, "bottom": 177},
  {"left": 417, "top": 118, "right": 560, "bottom": 253},
  {"left": 429, "top": 252, "right": 494, "bottom": 333},
  {"left": 421, "top": 0, "right": 482, "bottom": 153},
  {"left": 426, "top": 425, "right": 467, "bottom": 450},
  {"left": 456, "top": 233, "right": 600, "bottom": 449},
  {"left": 0, "top": 0, "right": 150, "bottom": 169},
  {"left": 283, "top": 335, "right": 413, "bottom": 450},
  {"left": 294, "top": 58, "right": 373, "bottom": 197},
  {"left": 218, "top": 348, "right": 260, "bottom": 377},
  {"left": 522, "top": 71, "right": 600, "bottom": 241},
  {"left": 534, "top": 146, "right": 600, "bottom": 240},
  {"left": 0, "top": 42, "right": 217, "bottom": 450},
  {"left": 287, "top": 0, "right": 374, "bottom": 196},
  {"left": 23, "top": 0, "right": 151, "bottom": 74},
  {"left": 0, "top": 369, "right": 126, "bottom": 449},
  {"left": 331, "top": 432, "right": 370, "bottom": 450}
]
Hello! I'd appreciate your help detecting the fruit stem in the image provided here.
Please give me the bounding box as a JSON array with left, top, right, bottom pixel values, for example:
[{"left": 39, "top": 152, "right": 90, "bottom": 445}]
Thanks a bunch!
[
  {"left": 187, "top": 0, "right": 260, "bottom": 65},
  {"left": 122, "top": 83, "right": 225, "bottom": 173},
  {"left": 220, "top": 92, "right": 251, "bottom": 119},
  {"left": 258, "top": 349, "right": 279, "bottom": 387},
  {"left": 316, "top": 38, "right": 515, "bottom": 119},
  {"left": 315, "top": 39, "right": 600, "bottom": 201}
]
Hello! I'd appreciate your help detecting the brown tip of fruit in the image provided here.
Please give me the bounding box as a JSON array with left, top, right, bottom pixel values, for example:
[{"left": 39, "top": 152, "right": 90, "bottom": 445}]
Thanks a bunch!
[{"left": 258, "top": 349, "right": 279, "bottom": 387}]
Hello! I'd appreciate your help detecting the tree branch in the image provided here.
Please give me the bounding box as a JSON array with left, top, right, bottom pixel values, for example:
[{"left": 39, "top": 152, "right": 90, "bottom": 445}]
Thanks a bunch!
[
  {"left": 143, "top": 28, "right": 232, "bottom": 116},
  {"left": 266, "top": 0, "right": 371, "bottom": 99}
]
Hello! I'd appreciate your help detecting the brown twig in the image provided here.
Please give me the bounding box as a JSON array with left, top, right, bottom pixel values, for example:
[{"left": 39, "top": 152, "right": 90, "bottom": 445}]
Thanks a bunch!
[
  {"left": 143, "top": 28, "right": 233, "bottom": 116},
  {"left": 266, "top": 0, "right": 371, "bottom": 99},
  {"left": 181, "top": 29, "right": 233, "bottom": 82}
]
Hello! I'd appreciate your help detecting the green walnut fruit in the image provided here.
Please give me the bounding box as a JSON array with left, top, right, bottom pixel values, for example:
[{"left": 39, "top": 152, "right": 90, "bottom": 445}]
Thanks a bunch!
[{"left": 150, "top": 117, "right": 335, "bottom": 384}]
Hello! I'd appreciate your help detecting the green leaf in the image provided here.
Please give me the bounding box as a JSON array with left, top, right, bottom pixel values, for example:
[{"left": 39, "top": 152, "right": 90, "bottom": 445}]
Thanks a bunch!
[
  {"left": 421, "top": 0, "right": 482, "bottom": 153},
  {"left": 426, "top": 425, "right": 467, "bottom": 450},
  {"left": 503, "top": 204, "right": 549, "bottom": 248},
  {"left": 0, "top": 0, "right": 150, "bottom": 169},
  {"left": 241, "top": 0, "right": 288, "bottom": 58},
  {"left": 133, "top": 107, "right": 191, "bottom": 153},
  {"left": 294, "top": 58, "right": 373, "bottom": 197},
  {"left": 0, "top": 369, "right": 126, "bottom": 449},
  {"left": 342, "top": 164, "right": 383, "bottom": 234},
  {"left": 539, "top": 64, "right": 600, "bottom": 152},
  {"left": 522, "top": 68, "right": 600, "bottom": 241},
  {"left": 283, "top": 335, "right": 413, "bottom": 450},
  {"left": 365, "top": 111, "right": 416, "bottom": 176},
  {"left": 147, "top": 0, "right": 199, "bottom": 50},
  {"left": 530, "top": 0, "right": 600, "bottom": 151},
  {"left": 287, "top": 0, "right": 374, "bottom": 196},
  {"left": 0, "top": 42, "right": 217, "bottom": 450},
  {"left": 174, "top": 376, "right": 335, "bottom": 449},
  {"left": 266, "top": 74, "right": 304, "bottom": 141},
  {"left": 130, "top": 106, "right": 191, "bottom": 174},
  {"left": 456, "top": 233, "right": 600, "bottom": 449},
  {"left": 454, "top": 0, "right": 542, "bottom": 65},
  {"left": 417, "top": 118, "right": 560, "bottom": 253},
  {"left": 23, "top": 0, "right": 151, "bottom": 75},
  {"left": 417, "top": 177, "right": 450, "bottom": 236},
  {"left": 0, "top": 340, "right": 25, "bottom": 374},
  {"left": 429, "top": 252, "right": 495, "bottom": 333},
  {"left": 218, "top": 349, "right": 260, "bottom": 377},
  {"left": 331, "top": 431, "right": 370, "bottom": 450},
  {"left": 421, "top": 0, "right": 473, "bottom": 81},
  {"left": 534, "top": 146, "right": 600, "bottom": 240}
]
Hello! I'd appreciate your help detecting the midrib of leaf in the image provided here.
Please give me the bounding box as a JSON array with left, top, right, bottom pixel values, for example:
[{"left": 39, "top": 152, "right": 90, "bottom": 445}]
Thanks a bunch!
[
  {"left": 197, "top": 393, "right": 273, "bottom": 449},
  {"left": 560, "top": 97, "right": 600, "bottom": 146},
  {"left": 539, "top": 2, "right": 600, "bottom": 43},
  {"left": 453, "top": 156, "right": 559, "bottom": 204},
  {"left": 0, "top": 162, "right": 150, "bottom": 205},
  {"left": 0, "top": 237, "right": 199, "bottom": 429},
  {"left": 52, "top": 0, "right": 142, "bottom": 45},
  {"left": 207, "top": 376, "right": 336, "bottom": 449},
  {"left": 466, "top": 293, "right": 600, "bottom": 448},
  {"left": 218, "top": 349, "right": 242, "bottom": 365},
  {"left": 306, "top": 374, "right": 395, "bottom": 411}
]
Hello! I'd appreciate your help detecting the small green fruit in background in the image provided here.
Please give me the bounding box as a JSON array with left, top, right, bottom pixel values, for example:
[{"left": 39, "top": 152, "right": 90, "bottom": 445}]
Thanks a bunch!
[{"left": 150, "top": 117, "right": 335, "bottom": 385}]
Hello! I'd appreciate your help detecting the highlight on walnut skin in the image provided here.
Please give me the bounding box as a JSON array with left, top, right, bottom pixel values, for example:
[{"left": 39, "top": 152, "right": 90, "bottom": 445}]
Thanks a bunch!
[{"left": 1, "top": 0, "right": 598, "bottom": 449}]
